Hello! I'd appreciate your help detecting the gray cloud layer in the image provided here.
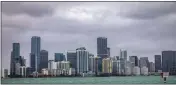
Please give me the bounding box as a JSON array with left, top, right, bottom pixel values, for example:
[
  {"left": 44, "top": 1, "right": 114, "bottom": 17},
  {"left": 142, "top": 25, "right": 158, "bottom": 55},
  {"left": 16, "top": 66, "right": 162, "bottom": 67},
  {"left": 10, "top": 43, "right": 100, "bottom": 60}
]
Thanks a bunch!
[{"left": 2, "top": 2, "right": 176, "bottom": 70}]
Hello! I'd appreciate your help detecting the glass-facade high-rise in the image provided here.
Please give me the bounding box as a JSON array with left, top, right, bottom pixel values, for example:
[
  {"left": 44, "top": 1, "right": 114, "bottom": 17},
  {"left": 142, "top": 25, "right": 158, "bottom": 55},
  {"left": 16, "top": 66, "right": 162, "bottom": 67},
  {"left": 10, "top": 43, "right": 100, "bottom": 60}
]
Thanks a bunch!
[
  {"left": 162, "top": 51, "right": 176, "bottom": 75},
  {"left": 67, "top": 51, "right": 77, "bottom": 69},
  {"left": 54, "top": 53, "right": 65, "bottom": 62},
  {"left": 31, "top": 36, "right": 41, "bottom": 72},
  {"left": 10, "top": 43, "right": 20, "bottom": 75},
  {"left": 40, "top": 50, "right": 48, "bottom": 72},
  {"left": 154, "top": 55, "right": 161, "bottom": 72},
  {"left": 97, "top": 37, "right": 108, "bottom": 72}
]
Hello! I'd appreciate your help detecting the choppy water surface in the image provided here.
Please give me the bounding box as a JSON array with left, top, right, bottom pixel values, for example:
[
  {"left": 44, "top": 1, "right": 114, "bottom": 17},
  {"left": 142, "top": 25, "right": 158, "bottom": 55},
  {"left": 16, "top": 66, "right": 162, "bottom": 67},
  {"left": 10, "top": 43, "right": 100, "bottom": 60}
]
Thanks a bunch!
[{"left": 2, "top": 76, "right": 176, "bottom": 84}]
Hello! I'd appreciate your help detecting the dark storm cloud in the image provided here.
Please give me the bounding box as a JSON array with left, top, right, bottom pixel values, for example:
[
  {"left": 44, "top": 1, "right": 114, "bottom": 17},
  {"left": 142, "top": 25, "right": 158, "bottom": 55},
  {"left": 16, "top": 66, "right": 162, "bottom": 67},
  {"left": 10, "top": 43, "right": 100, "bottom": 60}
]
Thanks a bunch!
[
  {"left": 117, "top": 2, "right": 176, "bottom": 19},
  {"left": 2, "top": 2, "right": 176, "bottom": 70},
  {"left": 2, "top": 2, "right": 56, "bottom": 17}
]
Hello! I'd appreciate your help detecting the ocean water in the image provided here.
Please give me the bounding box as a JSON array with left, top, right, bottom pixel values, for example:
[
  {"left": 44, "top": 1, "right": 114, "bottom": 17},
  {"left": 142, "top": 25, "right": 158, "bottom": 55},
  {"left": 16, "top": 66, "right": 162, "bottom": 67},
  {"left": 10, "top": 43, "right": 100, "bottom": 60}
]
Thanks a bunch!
[{"left": 1, "top": 76, "right": 176, "bottom": 84}]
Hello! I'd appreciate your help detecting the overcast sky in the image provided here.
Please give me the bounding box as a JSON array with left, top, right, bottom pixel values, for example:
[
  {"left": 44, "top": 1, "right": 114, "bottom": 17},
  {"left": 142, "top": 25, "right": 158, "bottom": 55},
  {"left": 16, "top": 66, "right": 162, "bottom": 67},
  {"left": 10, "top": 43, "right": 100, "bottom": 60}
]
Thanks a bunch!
[{"left": 2, "top": 2, "right": 176, "bottom": 70}]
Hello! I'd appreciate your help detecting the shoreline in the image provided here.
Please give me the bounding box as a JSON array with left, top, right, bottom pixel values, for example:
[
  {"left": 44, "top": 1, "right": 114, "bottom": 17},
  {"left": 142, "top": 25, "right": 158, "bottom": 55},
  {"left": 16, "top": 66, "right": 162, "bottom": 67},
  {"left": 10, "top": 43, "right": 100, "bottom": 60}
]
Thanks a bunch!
[{"left": 2, "top": 75, "right": 162, "bottom": 79}]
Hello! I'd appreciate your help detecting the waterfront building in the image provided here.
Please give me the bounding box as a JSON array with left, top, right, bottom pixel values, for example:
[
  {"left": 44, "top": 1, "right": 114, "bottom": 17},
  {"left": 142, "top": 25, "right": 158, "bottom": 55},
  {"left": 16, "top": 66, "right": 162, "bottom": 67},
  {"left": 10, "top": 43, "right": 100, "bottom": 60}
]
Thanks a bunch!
[
  {"left": 40, "top": 50, "right": 48, "bottom": 72},
  {"left": 133, "top": 66, "right": 140, "bottom": 76},
  {"left": 97, "top": 37, "right": 108, "bottom": 72},
  {"left": 88, "top": 54, "right": 96, "bottom": 72},
  {"left": 26, "top": 67, "right": 33, "bottom": 76},
  {"left": 2, "top": 69, "right": 8, "bottom": 78},
  {"left": 112, "top": 61, "right": 118, "bottom": 74},
  {"left": 162, "top": 51, "right": 176, "bottom": 75},
  {"left": 126, "top": 61, "right": 132, "bottom": 75},
  {"left": 55, "top": 53, "right": 66, "bottom": 62},
  {"left": 56, "top": 61, "right": 61, "bottom": 70},
  {"left": 141, "top": 66, "right": 148, "bottom": 76},
  {"left": 48, "top": 60, "right": 57, "bottom": 75},
  {"left": 154, "top": 55, "right": 162, "bottom": 72},
  {"left": 67, "top": 51, "right": 77, "bottom": 69},
  {"left": 117, "top": 59, "right": 121, "bottom": 74},
  {"left": 76, "top": 47, "right": 89, "bottom": 74},
  {"left": 102, "top": 58, "right": 112, "bottom": 74},
  {"left": 10, "top": 43, "right": 20, "bottom": 76},
  {"left": 61, "top": 61, "right": 70, "bottom": 70},
  {"left": 149, "top": 62, "right": 155, "bottom": 72},
  {"left": 20, "top": 66, "right": 27, "bottom": 77},
  {"left": 69, "top": 68, "right": 76, "bottom": 75},
  {"left": 31, "top": 36, "right": 41, "bottom": 72},
  {"left": 120, "top": 49, "right": 127, "bottom": 75},
  {"left": 41, "top": 68, "right": 48, "bottom": 75},
  {"left": 125, "top": 67, "right": 132, "bottom": 76}
]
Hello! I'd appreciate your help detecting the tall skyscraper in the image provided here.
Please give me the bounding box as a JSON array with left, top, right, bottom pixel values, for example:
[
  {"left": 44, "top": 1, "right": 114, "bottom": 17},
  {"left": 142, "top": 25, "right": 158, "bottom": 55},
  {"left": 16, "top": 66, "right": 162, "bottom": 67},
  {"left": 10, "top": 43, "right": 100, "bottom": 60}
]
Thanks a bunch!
[
  {"left": 40, "top": 50, "right": 48, "bottom": 72},
  {"left": 10, "top": 43, "right": 20, "bottom": 75},
  {"left": 31, "top": 36, "right": 41, "bottom": 72},
  {"left": 129, "top": 56, "right": 138, "bottom": 66},
  {"left": 97, "top": 37, "right": 108, "bottom": 72},
  {"left": 76, "top": 47, "right": 89, "bottom": 74},
  {"left": 67, "top": 51, "right": 77, "bottom": 69},
  {"left": 154, "top": 55, "right": 162, "bottom": 72},
  {"left": 162, "top": 51, "right": 176, "bottom": 75},
  {"left": 120, "top": 49, "right": 127, "bottom": 74},
  {"left": 54, "top": 53, "right": 65, "bottom": 62}
]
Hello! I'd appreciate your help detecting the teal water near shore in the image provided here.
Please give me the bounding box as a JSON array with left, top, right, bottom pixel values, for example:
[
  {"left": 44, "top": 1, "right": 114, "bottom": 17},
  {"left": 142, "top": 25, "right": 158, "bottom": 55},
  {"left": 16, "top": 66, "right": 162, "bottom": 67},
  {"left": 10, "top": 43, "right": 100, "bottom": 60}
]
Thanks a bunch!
[{"left": 1, "top": 76, "right": 176, "bottom": 84}]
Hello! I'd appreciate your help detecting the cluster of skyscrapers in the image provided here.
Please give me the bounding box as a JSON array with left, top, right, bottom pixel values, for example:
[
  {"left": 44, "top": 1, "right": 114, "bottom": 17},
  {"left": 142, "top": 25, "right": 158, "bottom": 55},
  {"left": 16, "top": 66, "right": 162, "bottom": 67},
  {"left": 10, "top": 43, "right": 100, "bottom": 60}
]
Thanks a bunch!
[{"left": 7, "top": 36, "right": 176, "bottom": 78}]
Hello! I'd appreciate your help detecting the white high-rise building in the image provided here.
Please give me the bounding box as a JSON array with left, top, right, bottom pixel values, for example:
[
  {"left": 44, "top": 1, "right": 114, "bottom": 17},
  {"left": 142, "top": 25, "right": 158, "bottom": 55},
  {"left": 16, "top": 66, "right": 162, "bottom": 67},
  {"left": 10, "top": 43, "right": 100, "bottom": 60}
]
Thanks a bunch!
[
  {"left": 89, "top": 56, "right": 96, "bottom": 73},
  {"left": 125, "top": 67, "right": 131, "bottom": 75},
  {"left": 120, "top": 49, "right": 127, "bottom": 75},
  {"left": 133, "top": 66, "right": 140, "bottom": 76},
  {"left": 69, "top": 68, "right": 76, "bottom": 75},
  {"left": 76, "top": 47, "right": 89, "bottom": 74},
  {"left": 48, "top": 60, "right": 57, "bottom": 75},
  {"left": 141, "top": 66, "right": 149, "bottom": 75},
  {"left": 20, "top": 66, "right": 27, "bottom": 77},
  {"left": 41, "top": 68, "right": 48, "bottom": 75},
  {"left": 117, "top": 59, "right": 121, "bottom": 74},
  {"left": 56, "top": 61, "right": 61, "bottom": 69},
  {"left": 61, "top": 61, "right": 70, "bottom": 70},
  {"left": 125, "top": 61, "right": 132, "bottom": 75}
]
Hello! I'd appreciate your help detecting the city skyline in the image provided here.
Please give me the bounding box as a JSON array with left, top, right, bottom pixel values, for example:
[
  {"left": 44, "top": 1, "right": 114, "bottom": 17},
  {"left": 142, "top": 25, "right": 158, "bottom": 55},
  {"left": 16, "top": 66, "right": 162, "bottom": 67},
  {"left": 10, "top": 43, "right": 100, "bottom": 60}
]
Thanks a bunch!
[{"left": 2, "top": 2, "right": 176, "bottom": 70}]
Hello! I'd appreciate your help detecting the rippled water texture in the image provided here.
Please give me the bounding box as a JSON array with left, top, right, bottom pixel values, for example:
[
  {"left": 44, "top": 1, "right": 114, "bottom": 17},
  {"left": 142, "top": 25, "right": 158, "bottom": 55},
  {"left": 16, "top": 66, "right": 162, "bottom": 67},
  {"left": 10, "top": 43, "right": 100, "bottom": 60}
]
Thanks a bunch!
[{"left": 2, "top": 76, "right": 176, "bottom": 84}]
